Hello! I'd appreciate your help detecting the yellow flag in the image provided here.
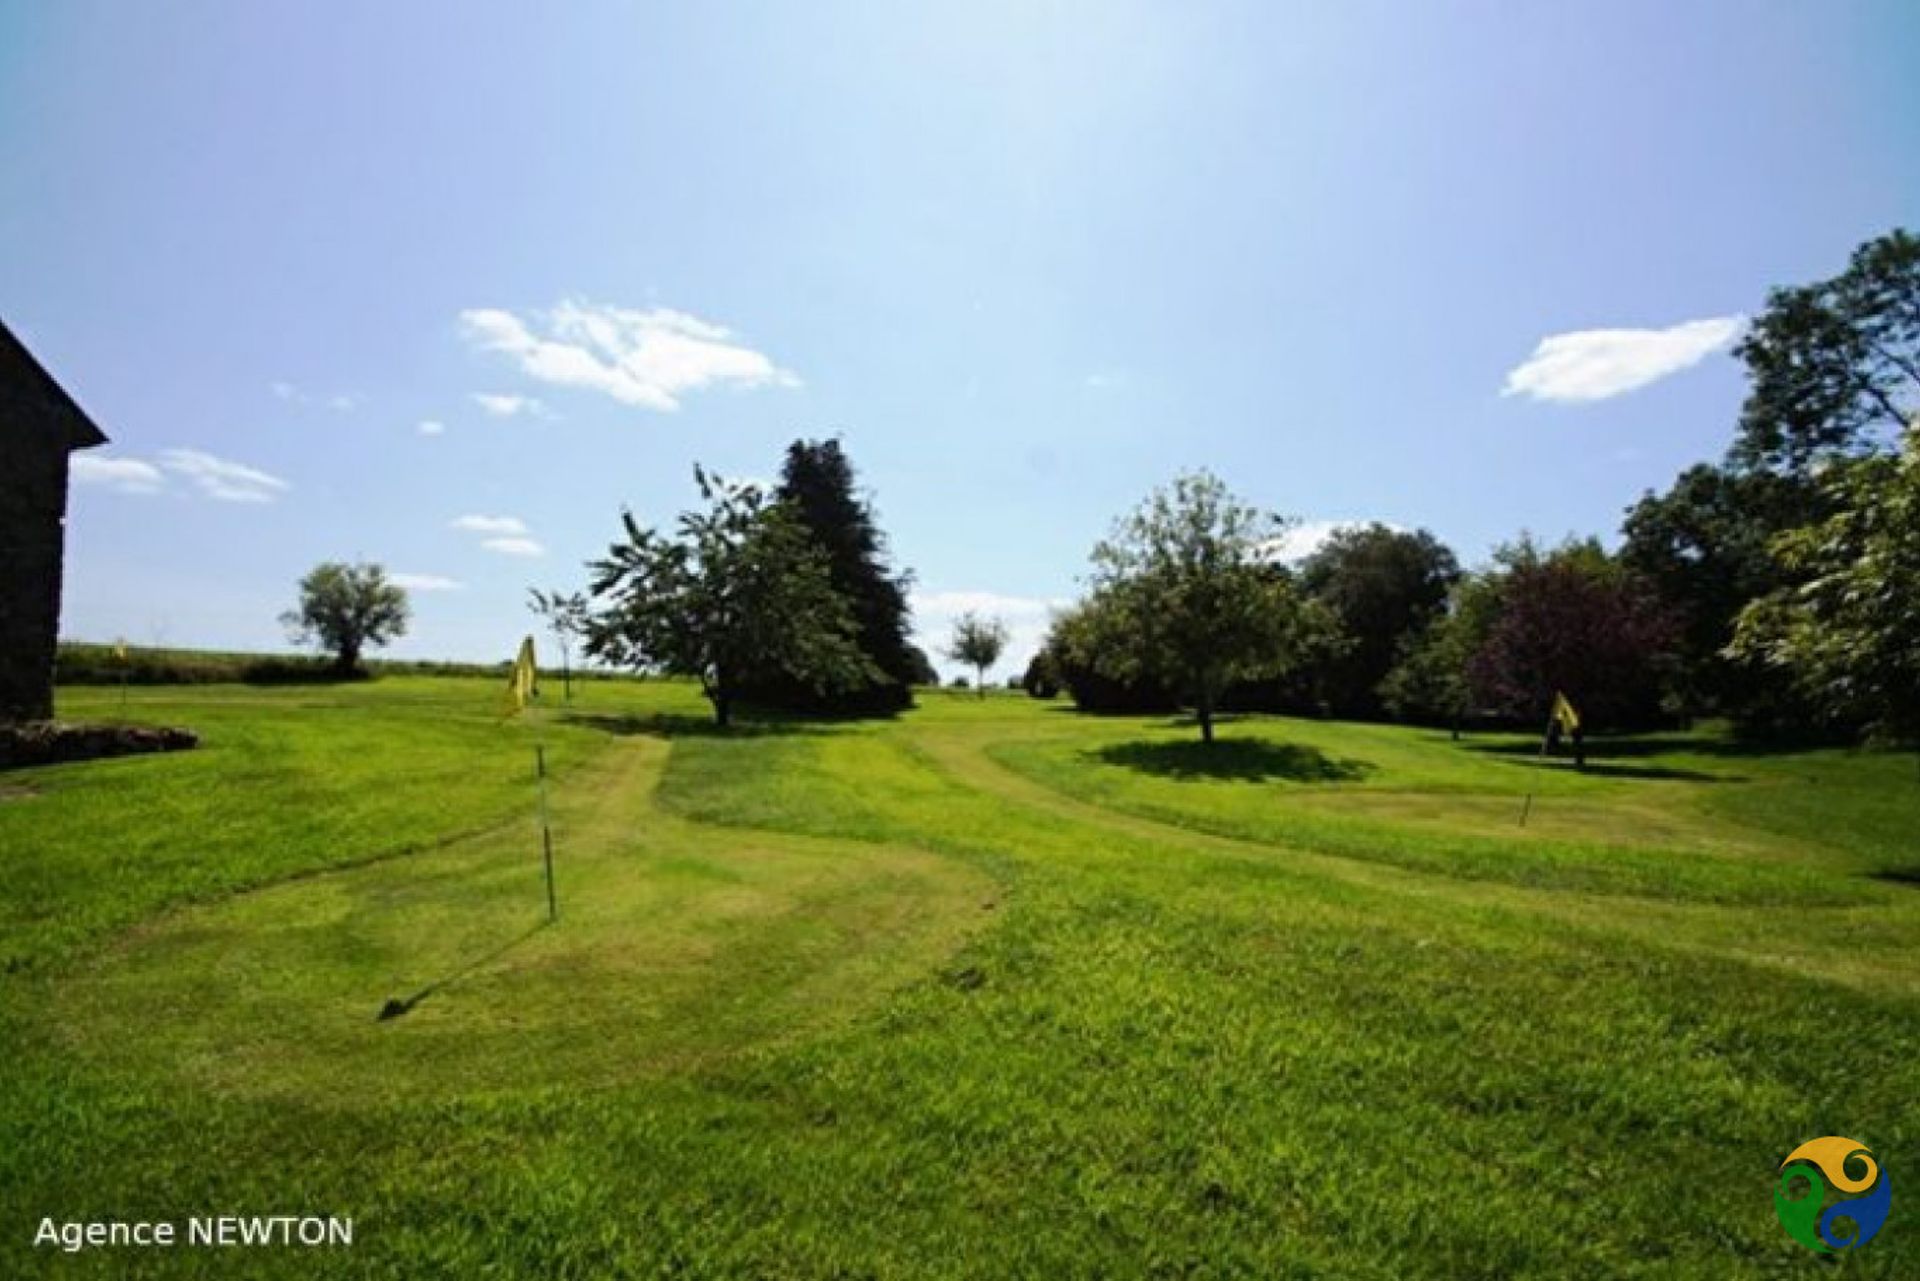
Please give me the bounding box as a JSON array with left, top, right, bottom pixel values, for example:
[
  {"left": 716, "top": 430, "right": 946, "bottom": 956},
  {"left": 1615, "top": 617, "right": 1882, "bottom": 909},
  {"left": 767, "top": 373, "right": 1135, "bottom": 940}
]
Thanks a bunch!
[
  {"left": 503, "top": 636, "right": 539, "bottom": 716},
  {"left": 1551, "top": 690, "right": 1581, "bottom": 735},
  {"left": 114, "top": 638, "right": 129, "bottom": 661}
]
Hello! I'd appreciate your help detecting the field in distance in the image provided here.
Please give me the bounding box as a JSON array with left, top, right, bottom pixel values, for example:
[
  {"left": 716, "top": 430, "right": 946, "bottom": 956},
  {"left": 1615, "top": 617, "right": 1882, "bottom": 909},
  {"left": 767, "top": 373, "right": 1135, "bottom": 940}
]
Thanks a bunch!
[{"left": 2, "top": 676, "right": 1916, "bottom": 1277}]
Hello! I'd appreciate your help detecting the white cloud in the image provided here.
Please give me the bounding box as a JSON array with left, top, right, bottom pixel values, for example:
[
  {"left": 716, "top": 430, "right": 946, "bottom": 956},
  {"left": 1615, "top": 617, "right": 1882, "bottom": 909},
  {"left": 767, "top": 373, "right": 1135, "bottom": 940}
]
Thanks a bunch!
[
  {"left": 390, "top": 572, "right": 464, "bottom": 592},
  {"left": 471, "top": 392, "right": 549, "bottom": 418},
  {"left": 71, "top": 454, "right": 166, "bottom": 495},
  {"left": 157, "top": 449, "right": 289, "bottom": 504},
  {"left": 270, "top": 381, "right": 300, "bottom": 402},
  {"left": 417, "top": 419, "right": 446, "bottom": 436},
  {"left": 481, "top": 536, "right": 545, "bottom": 558},
  {"left": 450, "top": 514, "right": 529, "bottom": 536},
  {"left": 327, "top": 394, "right": 359, "bottom": 412},
  {"left": 1260, "top": 519, "right": 1406, "bottom": 564},
  {"left": 460, "top": 300, "right": 800, "bottom": 412},
  {"left": 1502, "top": 315, "right": 1744, "bottom": 403}
]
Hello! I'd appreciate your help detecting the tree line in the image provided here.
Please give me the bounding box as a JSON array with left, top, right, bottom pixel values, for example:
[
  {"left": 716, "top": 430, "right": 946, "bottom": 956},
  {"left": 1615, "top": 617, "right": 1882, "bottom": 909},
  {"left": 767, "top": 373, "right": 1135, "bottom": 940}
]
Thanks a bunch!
[
  {"left": 1027, "top": 228, "right": 1918, "bottom": 745},
  {"left": 281, "top": 228, "right": 1914, "bottom": 744}
]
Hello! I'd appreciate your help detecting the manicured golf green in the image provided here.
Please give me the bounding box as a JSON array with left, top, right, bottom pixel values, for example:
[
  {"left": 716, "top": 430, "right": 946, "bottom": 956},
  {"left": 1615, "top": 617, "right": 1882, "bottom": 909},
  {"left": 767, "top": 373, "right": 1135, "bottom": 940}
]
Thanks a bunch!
[{"left": 3, "top": 676, "right": 1916, "bottom": 1277}]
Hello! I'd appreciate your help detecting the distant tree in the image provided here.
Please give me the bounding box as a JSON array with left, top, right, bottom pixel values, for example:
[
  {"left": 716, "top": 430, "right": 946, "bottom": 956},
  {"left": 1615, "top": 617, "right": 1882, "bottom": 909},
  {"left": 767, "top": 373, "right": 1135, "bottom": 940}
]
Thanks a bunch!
[
  {"left": 527, "top": 587, "right": 591, "bottom": 703},
  {"left": 584, "top": 467, "right": 878, "bottom": 727},
  {"left": 1466, "top": 539, "right": 1678, "bottom": 732},
  {"left": 1021, "top": 650, "right": 1061, "bottom": 699},
  {"left": 1730, "top": 424, "right": 1920, "bottom": 745},
  {"left": 946, "top": 612, "right": 1008, "bottom": 699},
  {"left": 1085, "top": 471, "right": 1326, "bottom": 744},
  {"left": 280, "top": 562, "right": 409, "bottom": 676},
  {"left": 760, "top": 438, "right": 918, "bottom": 713},
  {"left": 1732, "top": 228, "right": 1918, "bottom": 478},
  {"left": 901, "top": 644, "right": 940, "bottom": 687},
  {"left": 1379, "top": 570, "right": 1505, "bottom": 731},
  {"left": 1298, "top": 524, "right": 1459, "bottom": 718}
]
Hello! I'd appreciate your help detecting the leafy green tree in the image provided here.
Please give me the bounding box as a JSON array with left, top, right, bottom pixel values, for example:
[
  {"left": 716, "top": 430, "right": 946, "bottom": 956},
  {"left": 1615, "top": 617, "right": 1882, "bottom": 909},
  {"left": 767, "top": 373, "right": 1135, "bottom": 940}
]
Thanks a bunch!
[
  {"left": 584, "top": 467, "right": 877, "bottom": 727},
  {"left": 1037, "top": 600, "right": 1181, "bottom": 713},
  {"left": 1021, "top": 650, "right": 1061, "bottom": 699},
  {"left": 945, "top": 612, "right": 1008, "bottom": 699},
  {"left": 1084, "top": 470, "right": 1325, "bottom": 744},
  {"left": 1297, "top": 523, "right": 1459, "bottom": 718},
  {"left": 280, "top": 562, "right": 409, "bottom": 676},
  {"left": 1729, "top": 424, "right": 1920, "bottom": 744},
  {"left": 762, "top": 439, "right": 918, "bottom": 713},
  {"left": 1620, "top": 463, "right": 1823, "bottom": 724},
  {"left": 1732, "top": 228, "right": 1917, "bottom": 478},
  {"left": 527, "top": 587, "right": 591, "bottom": 703}
]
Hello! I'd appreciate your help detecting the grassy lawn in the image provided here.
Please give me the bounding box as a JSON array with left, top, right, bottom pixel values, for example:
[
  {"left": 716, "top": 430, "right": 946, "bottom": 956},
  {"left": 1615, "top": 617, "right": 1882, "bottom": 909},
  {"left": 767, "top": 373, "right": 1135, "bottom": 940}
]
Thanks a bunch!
[{"left": 3, "top": 678, "right": 1917, "bottom": 1276}]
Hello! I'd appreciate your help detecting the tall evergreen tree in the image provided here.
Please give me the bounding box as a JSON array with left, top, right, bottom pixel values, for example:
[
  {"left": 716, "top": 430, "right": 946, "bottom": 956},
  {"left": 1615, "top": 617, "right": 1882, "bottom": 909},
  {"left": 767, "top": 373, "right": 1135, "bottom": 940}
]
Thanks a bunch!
[{"left": 754, "top": 438, "right": 918, "bottom": 713}]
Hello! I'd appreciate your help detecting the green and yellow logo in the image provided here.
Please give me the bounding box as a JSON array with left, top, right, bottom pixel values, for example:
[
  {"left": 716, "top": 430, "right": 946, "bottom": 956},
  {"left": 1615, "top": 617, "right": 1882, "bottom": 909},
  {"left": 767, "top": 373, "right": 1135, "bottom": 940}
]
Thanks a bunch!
[{"left": 1774, "top": 1136, "right": 1890, "bottom": 1253}]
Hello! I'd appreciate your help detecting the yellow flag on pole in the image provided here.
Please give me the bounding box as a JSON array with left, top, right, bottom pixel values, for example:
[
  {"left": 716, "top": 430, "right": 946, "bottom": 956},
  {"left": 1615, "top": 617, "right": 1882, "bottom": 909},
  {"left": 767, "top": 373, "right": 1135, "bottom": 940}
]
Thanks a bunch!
[
  {"left": 503, "top": 636, "right": 539, "bottom": 716},
  {"left": 1551, "top": 691, "right": 1581, "bottom": 735},
  {"left": 114, "top": 638, "right": 129, "bottom": 661}
]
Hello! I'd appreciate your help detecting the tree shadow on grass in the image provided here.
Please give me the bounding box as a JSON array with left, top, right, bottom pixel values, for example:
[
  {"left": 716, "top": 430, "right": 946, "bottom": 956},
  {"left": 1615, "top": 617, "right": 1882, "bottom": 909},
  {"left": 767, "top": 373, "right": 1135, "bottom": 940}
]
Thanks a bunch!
[
  {"left": 1488, "top": 756, "right": 1733, "bottom": 783},
  {"left": 1462, "top": 735, "right": 1815, "bottom": 762},
  {"left": 1092, "top": 738, "right": 1373, "bottom": 783},
  {"left": 1870, "top": 868, "right": 1920, "bottom": 890},
  {"left": 565, "top": 712, "right": 820, "bottom": 740}
]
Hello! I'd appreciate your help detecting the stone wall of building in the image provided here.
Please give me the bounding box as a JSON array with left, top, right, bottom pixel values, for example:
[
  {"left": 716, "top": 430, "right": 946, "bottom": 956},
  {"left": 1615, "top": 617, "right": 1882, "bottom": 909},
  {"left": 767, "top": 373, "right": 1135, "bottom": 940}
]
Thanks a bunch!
[{"left": 0, "top": 420, "right": 70, "bottom": 723}]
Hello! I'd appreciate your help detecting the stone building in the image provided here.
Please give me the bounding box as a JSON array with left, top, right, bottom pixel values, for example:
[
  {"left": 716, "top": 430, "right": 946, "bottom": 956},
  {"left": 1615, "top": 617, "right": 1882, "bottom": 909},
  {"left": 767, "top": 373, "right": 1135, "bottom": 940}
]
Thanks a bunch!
[{"left": 1, "top": 320, "right": 107, "bottom": 723}]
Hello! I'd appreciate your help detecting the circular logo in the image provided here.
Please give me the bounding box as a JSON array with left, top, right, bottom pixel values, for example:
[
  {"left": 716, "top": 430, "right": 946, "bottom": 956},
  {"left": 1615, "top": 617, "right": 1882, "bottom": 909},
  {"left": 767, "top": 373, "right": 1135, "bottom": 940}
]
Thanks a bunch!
[{"left": 1775, "top": 1136, "right": 1890, "bottom": 1253}]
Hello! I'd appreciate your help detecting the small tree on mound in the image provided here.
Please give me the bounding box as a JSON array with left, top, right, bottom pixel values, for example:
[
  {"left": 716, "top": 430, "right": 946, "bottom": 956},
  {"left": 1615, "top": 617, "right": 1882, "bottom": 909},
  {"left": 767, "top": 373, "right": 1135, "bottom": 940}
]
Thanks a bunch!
[
  {"left": 281, "top": 562, "right": 409, "bottom": 675},
  {"left": 584, "top": 467, "right": 878, "bottom": 727},
  {"left": 527, "top": 587, "right": 591, "bottom": 702},
  {"left": 945, "top": 612, "right": 1008, "bottom": 698}
]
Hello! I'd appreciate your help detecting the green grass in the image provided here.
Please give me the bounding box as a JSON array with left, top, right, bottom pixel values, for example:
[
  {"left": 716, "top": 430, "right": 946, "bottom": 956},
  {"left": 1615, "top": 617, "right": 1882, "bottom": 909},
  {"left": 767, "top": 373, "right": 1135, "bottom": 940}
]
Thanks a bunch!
[{"left": 3, "top": 679, "right": 1917, "bottom": 1276}]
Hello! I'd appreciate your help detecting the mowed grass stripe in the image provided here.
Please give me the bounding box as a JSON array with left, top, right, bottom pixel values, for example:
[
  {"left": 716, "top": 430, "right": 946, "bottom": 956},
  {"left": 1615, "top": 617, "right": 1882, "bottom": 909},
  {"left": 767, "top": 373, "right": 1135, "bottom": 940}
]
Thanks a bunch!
[{"left": 4, "top": 681, "right": 1918, "bottom": 1277}]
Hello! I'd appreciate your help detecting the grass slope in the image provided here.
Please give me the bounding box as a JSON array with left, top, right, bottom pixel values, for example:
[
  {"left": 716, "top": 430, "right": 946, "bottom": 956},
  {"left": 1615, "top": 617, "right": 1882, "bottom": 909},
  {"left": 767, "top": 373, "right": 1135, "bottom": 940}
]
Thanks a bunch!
[{"left": 2, "top": 679, "right": 1916, "bottom": 1277}]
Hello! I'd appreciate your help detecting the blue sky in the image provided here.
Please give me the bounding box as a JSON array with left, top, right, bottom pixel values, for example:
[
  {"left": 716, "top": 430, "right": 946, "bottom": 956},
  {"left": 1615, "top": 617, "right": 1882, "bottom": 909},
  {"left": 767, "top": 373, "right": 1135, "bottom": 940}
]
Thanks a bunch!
[{"left": 5, "top": 1, "right": 1917, "bottom": 679}]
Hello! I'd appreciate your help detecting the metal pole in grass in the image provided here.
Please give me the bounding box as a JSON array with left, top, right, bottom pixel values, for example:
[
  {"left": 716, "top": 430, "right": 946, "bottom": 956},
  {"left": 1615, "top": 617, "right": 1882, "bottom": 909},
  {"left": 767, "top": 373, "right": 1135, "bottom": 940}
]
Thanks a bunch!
[
  {"left": 504, "top": 635, "right": 556, "bottom": 922},
  {"left": 536, "top": 741, "right": 557, "bottom": 923}
]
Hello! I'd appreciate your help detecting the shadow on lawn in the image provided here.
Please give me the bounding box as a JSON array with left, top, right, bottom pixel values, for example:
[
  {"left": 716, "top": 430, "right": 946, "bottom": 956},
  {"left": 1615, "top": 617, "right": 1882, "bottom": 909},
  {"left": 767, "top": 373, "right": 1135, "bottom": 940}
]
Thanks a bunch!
[
  {"left": 1093, "top": 738, "right": 1373, "bottom": 783},
  {"left": 377, "top": 921, "right": 550, "bottom": 1022},
  {"left": 566, "top": 712, "right": 820, "bottom": 740},
  {"left": 1484, "top": 756, "right": 1733, "bottom": 783},
  {"left": 1463, "top": 735, "right": 1811, "bottom": 762}
]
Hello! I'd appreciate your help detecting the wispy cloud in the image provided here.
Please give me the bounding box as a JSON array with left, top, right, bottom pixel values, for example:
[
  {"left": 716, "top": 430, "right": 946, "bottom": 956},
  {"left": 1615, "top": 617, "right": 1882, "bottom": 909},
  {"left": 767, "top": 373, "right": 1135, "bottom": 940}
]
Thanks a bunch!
[
  {"left": 71, "top": 454, "right": 166, "bottom": 495},
  {"left": 158, "top": 449, "right": 289, "bottom": 503},
  {"left": 460, "top": 300, "right": 799, "bottom": 412},
  {"left": 1502, "top": 315, "right": 1744, "bottom": 403},
  {"left": 471, "top": 392, "right": 550, "bottom": 418},
  {"left": 1260, "top": 519, "right": 1405, "bottom": 564},
  {"left": 390, "top": 572, "right": 464, "bottom": 592},
  {"left": 450, "top": 514, "right": 528, "bottom": 536},
  {"left": 271, "top": 380, "right": 359, "bottom": 411},
  {"left": 417, "top": 419, "right": 446, "bottom": 436},
  {"left": 481, "top": 536, "right": 545, "bottom": 558}
]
